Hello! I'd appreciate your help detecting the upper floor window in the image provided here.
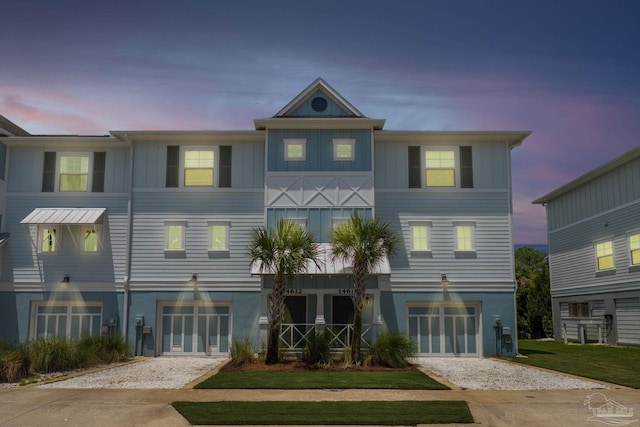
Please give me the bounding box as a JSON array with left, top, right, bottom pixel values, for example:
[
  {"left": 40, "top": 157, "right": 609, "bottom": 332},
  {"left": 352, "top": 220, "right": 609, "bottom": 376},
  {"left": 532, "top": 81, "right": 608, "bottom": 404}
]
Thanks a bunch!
[
  {"left": 333, "top": 139, "right": 355, "bottom": 161},
  {"left": 410, "top": 221, "right": 431, "bottom": 252},
  {"left": 595, "top": 241, "right": 614, "bottom": 271},
  {"left": 209, "top": 222, "right": 229, "bottom": 251},
  {"left": 82, "top": 227, "right": 99, "bottom": 253},
  {"left": 39, "top": 227, "right": 57, "bottom": 253},
  {"left": 42, "top": 152, "right": 105, "bottom": 192},
  {"left": 166, "top": 145, "right": 231, "bottom": 188},
  {"left": 425, "top": 151, "right": 455, "bottom": 187},
  {"left": 408, "top": 146, "right": 473, "bottom": 189},
  {"left": 165, "top": 222, "right": 186, "bottom": 251},
  {"left": 630, "top": 234, "right": 640, "bottom": 266},
  {"left": 284, "top": 139, "right": 306, "bottom": 161},
  {"left": 454, "top": 222, "right": 475, "bottom": 252}
]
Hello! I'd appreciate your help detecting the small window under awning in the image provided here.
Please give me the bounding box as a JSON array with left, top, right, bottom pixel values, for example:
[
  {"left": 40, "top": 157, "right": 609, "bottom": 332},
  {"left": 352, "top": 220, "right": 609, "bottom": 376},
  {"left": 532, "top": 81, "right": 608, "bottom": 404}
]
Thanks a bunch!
[
  {"left": 21, "top": 208, "right": 107, "bottom": 251},
  {"left": 251, "top": 243, "right": 391, "bottom": 276},
  {"left": 21, "top": 208, "right": 106, "bottom": 225}
]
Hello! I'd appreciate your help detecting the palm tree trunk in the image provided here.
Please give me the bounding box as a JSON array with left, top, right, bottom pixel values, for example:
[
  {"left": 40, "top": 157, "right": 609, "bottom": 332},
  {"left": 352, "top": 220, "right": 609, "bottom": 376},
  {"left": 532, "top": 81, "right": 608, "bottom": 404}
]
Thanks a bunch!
[
  {"left": 266, "top": 273, "right": 285, "bottom": 365},
  {"left": 351, "top": 260, "right": 366, "bottom": 364}
]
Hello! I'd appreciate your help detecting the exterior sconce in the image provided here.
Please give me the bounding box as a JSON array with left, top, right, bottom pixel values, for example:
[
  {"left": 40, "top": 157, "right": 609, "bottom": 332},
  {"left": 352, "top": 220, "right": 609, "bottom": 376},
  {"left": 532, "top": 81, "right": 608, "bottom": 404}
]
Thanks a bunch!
[
  {"left": 440, "top": 273, "right": 449, "bottom": 287},
  {"left": 364, "top": 295, "right": 372, "bottom": 306},
  {"left": 60, "top": 275, "right": 70, "bottom": 284},
  {"left": 189, "top": 273, "right": 198, "bottom": 285}
]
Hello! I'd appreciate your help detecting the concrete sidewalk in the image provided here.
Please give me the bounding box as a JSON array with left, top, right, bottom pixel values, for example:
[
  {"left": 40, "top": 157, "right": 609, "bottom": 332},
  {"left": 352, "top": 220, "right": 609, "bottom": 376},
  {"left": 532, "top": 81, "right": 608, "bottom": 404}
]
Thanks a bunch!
[{"left": 0, "top": 386, "right": 638, "bottom": 426}]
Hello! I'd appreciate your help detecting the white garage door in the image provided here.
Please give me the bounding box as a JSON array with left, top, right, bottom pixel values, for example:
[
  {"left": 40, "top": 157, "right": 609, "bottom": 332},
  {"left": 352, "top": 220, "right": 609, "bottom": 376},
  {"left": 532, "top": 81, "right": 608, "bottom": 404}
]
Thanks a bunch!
[
  {"left": 408, "top": 304, "right": 479, "bottom": 356},
  {"left": 615, "top": 298, "right": 640, "bottom": 345}
]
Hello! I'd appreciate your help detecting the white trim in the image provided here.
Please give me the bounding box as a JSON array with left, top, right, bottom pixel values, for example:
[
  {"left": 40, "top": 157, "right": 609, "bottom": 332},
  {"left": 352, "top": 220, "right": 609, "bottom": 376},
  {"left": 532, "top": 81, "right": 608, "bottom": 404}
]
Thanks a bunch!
[
  {"left": 409, "top": 221, "right": 432, "bottom": 253},
  {"left": 181, "top": 146, "right": 219, "bottom": 187},
  {"left": 56, "top": 152, "right": 93, "bottom": 192},
  {"left": 284, "top": 138, "right": 306, "bottom": 161},
  {"left": 332, "top": 138, "right": 355, "bottom": 161},
  {"left": 422, "top": 146, "right": 459, "bottom": 188},
  {"left": 594, "top": 239, "right": 615, "bottom": 272},
  {"left": 30, "top": 301, "right": 103, "bottom": 340},
  {"left": 627, "top": 231, "right": 640, "bottom": 267},
  {"left": 164, "top": 221, "right": 187, "bottom": 251},
  {"left": 208, "top": 221, "right": 230, "bottom": 252},
  {"left": 453, "top": 221, "right": 476, "bottom": 252}
]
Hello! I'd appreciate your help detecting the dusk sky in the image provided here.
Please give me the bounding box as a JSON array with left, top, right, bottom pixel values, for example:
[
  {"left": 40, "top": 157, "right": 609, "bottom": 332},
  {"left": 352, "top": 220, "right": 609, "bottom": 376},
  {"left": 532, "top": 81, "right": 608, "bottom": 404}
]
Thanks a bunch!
[{"left": 1, "top": 0, "right": 639, "bottom": 244}]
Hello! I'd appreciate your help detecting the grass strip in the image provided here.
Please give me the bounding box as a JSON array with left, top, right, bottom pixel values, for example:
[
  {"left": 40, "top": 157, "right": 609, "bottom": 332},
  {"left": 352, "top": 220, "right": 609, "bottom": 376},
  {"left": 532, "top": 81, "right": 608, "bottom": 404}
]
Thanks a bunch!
[
  {"left": 195, "top": 370, "right": 448, "bottom": 390},
  {"left": 511, "top": 340, "right": 640, "bottom": 389},
  {"left": 172, "top": 400, "right": 472, "bottom": 425}
]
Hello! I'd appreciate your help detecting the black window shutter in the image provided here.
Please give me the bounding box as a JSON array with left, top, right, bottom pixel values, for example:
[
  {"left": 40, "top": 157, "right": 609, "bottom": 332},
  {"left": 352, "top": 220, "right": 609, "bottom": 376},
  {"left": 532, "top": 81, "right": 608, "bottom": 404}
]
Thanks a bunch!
[
  {"left": 42, "top": 152, "right": 56, "bottom": 192},
  {"left": 166, "top": 146, "right": 179, "bottom": 188},
  {"left": 408, "top": 146, "right": 421, "bottom": 188},
  {"left": 460, "top": 146, "right": 474, "bottom": 188},
  {"left": 219, "top": 145, "right": 232, "bottom": 188},
  {"left": 92, "top": 152, "right": 106, "bottom": 192}
]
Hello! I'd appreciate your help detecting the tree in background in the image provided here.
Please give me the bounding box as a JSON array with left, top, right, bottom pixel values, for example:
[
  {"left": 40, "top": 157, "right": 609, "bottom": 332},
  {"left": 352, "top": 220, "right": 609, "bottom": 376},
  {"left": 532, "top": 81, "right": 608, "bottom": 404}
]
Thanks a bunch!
[{"left": 515, "top": 247, "right": 552, "bottom": 338}]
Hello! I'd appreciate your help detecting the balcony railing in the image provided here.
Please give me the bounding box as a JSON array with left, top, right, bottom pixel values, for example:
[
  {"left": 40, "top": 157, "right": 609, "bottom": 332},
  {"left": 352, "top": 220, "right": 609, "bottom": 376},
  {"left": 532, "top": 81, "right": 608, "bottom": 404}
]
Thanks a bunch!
[{"left": 278, "top": 323, "right": 373, "bottom": 351}]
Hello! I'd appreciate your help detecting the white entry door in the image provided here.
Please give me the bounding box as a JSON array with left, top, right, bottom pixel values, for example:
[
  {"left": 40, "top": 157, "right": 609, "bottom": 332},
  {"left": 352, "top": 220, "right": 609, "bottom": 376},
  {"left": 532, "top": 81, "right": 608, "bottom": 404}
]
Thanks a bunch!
[
  {"left": 160, "top": 304, "right": 231, "bottom": 355},
  {"left": 408, "top": 304, "right": 479, "bottom": 356}
]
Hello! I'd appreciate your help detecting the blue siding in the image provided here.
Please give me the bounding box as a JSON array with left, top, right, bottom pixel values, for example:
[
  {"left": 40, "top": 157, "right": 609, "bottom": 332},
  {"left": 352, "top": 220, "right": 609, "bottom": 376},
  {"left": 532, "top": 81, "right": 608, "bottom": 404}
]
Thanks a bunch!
[
  {"left": 267, "top": 207, "right": 372, "bottom": 242},
  {"left": 268, "top": 129, "right": 372, "bottom": 172},
  {"left": 288, "top": 90, "right": 353, "bottom": 117}
]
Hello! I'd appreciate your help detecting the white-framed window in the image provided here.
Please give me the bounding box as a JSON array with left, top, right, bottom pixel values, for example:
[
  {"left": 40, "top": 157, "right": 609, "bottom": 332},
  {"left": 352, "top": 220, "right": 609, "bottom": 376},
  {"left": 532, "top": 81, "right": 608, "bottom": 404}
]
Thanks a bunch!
[
  {"left": 184, "top": 149, "right": 215, "bottom": 186},
  {"left": 409, "top": 221, "right": 432, "bottom": 252},
  {"left": 59, "top": 155, "right": 90, "bottom": 191},
  {"left": 629, "top": 233, "right": 640, "bottom": 266},
  {"left": 284, "top": 139, "right": 306, "bottom": 161},
  {"left": 454, "top": 222, "right": 475, "bottom": 252},
  {"left": 32, "top": 302, "right": 102, "bottom": 340},
  {"left": 425, "top": 150, "right": 456, "bottom": 187},
  {"left": 332, "top": 218, "right": 349, "bottom": 229},
  {"left": 81, "top": 226, "right": 100, "bottom": 253},
  {"left": 208, "top": 221, "right": 229, "bottom": 252},
  {"left": 165, "top": 221, "right": 186, "bottom": 251},
  {"left": 595, "top": 240, "right": 614, "bottom": 271},
  {"left": 333, "top": 138, "right": 355, "bottom": 161},
  {"left": 38, "top": 226, "right": 58, "bottom": 253}
]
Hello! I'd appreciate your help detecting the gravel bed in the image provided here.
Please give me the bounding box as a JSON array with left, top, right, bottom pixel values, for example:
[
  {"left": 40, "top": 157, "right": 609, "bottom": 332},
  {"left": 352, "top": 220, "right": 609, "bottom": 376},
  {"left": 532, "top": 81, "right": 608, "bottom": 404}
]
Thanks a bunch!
[
  {"left": 37, "top": 357, "right": 226, "bottom": 389},
  {"left": 413, "top": 357, "right": 608, "bottom": 390}
]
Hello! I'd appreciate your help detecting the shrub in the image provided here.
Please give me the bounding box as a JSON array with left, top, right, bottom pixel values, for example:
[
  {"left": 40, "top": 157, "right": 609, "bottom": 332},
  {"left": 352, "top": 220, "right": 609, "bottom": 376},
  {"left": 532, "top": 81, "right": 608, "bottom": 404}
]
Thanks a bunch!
[
  {"left": 367, "top": 333, "right": 414, "bottom": 368},
  {"left": 0, "top": 342, "right": 31, "bottom": 382},
  {"left": 303, "top": 328, "right": 332, "bottom": 366},
  {"left": 29, "top": 337, "right": 83, "bottom": 373},
  {"left": 78, "top": 333, "right": 129, "bottom": 364},
  {"left": 230, "top": 338, "right": 256, "bottom": 366}
]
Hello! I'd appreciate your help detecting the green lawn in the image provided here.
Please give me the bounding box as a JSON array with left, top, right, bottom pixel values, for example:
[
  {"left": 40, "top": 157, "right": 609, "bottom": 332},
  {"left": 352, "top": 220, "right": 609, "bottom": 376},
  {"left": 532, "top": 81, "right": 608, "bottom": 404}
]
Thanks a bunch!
[
  {"left": 195, "top": 370, "right": 449, "bottom": 390},
  {"left": 172, "top": 401, "right": 473, "bottom": 425},
  {"left": 510, "top": 340, "right": 640, "bottom": 388}
]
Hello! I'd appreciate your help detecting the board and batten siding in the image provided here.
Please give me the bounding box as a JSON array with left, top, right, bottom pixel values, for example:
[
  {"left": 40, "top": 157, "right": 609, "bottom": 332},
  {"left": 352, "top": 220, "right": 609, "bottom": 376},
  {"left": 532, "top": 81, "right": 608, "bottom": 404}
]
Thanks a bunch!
[
  {"left": 129, "top": 191, "right": 263, "bottom": 287},
  {"left": 7, "top": 146, "right": 130, "bottom": 194},
  {"left": 267, "top": 129, "right": 372, "bottom": 172},
  {"left": 546, "top": 156, "right": 640, "bottom": 231},
  {"left": 548, "top": 201, "right": 640, "bottom": 297},
  {"left": 132, "top": 140, "right": 264, "bottom": 189},
  {"left": 267, "top": 207, "right": 372, "bottom": 242},
  {"left": 1, "top": 194, "right": 129, "bottom": 284},
  {"left": 374, "top": 140, "right": 510, "bottom": 189},
  {"left": 376, "top": 191, "right": 514, "bottom": 283}
]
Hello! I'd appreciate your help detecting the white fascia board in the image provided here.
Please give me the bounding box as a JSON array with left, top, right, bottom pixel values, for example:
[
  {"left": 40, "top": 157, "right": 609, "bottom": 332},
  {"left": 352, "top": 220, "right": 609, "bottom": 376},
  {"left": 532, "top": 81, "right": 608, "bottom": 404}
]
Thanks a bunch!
[{"left": 254, "top": 117, "right": 385, "bottom": 130}]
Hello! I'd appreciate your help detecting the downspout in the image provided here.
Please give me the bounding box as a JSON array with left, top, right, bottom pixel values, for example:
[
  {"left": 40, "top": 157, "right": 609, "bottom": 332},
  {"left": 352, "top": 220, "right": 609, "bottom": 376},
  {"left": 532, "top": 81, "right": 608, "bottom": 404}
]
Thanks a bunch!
[{"left": 122, "top": 134, "right": 135, "bottom": 351}]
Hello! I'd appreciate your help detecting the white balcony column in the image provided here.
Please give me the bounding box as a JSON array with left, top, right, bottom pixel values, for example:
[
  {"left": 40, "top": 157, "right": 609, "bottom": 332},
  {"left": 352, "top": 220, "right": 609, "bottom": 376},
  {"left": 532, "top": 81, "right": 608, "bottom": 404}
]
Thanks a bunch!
[{"left": 315, "top": 293, "right": 326, "bottom": 331}]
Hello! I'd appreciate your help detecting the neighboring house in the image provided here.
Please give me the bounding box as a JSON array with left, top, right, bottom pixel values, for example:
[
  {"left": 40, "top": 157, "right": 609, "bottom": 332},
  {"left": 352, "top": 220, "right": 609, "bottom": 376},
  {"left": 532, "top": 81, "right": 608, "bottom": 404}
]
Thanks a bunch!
[
  {"left": 0, "top": 79, "right": 529, "bottom": 357},
  {"left": 534, "top": 146, "right": 640, "bottom": 346}
]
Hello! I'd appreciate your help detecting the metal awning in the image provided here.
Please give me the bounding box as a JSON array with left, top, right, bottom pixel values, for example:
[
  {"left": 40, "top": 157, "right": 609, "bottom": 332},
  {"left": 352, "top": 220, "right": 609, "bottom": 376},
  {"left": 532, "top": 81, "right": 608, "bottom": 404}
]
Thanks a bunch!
[
  {"left": 251, "top": 243, "right": 391, "bottom": 275},
  {"left": 21, "top": 208, "right": 106, "bottom": 225},
  {"left": 0, "top": 233, "right": 9, "bottom": 248},
  {"left": 21, "top": 208, "right": 107, "bottom": 251}
]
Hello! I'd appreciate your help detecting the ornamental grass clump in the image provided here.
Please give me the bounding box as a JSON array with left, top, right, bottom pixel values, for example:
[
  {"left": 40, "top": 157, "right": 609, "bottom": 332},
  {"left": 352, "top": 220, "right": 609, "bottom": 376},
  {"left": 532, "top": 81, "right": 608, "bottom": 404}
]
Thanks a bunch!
[
  {"left": 303, "top": 328, "right": 333, "bottom": 366},
  {"left": 0, "top": 341, "right": 31, "bottom": 383},
  {"left": 367, "top": 333, "right": 414, "bottom": 368},
  {"left": 230, "top": 338, "right": 256, "bottom": 367}
]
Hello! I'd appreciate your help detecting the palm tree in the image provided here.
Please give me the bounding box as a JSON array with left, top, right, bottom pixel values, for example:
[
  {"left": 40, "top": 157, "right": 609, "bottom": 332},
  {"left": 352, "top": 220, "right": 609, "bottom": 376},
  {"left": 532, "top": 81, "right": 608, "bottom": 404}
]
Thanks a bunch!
[
  {"left": 248, "top": 219, "right": 321, "bottom": 364},
  {"left": 331, "top": 213, "right": 399, "bottom": 364}
]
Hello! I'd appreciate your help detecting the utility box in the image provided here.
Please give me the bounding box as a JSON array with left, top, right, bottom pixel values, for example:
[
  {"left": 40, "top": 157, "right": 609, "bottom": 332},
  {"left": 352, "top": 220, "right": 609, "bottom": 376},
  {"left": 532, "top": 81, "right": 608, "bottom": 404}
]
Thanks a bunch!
[{"left": 143, "top": 326, "right": 152, "bottom": 334}]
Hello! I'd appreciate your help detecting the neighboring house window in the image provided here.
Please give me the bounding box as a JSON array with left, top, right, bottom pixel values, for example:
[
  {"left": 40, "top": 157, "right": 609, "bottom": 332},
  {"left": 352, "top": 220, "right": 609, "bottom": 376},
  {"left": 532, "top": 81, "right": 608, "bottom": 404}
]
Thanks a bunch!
[
  {"left": 82, "top": 227, "right": 99, "bottom": 253},
  {"left": 425, "top": 150, "right": 455, "bottom": 187},
  {"left": 209, "top": 222, "right": 229, "bottom": 251},
  {"left": 284, "top": 139, "right": 306, "bottom": 161},
  {"left": 33, "top": 303, "right": 102, "bottom": 339},
  {"left": 454, "top": 222, "right": 475, "bottom": 251},
  {"left": 410, "top": 221, "right": 431, "bottom": 252},
  {"left": 630, "top": 234, "right": 640, "bottom": 266},
  {"left": 184, "top": 150, "right": 214, "bottom": 186},
  {"left": 165, "top": 222, "right": 186, "bottom": 251},
  {"left": 42, "top": 152, "right": 105, "bottom": 192},
  {"left": 39, "top": 227, "right": 57, "bottom": 253},
  {"left": 595, "top": 241, "right": 614, "bottom": 271},
  {"left": 333, "top": 139, "right": 355, "bottom": 161},
  {"left": 568, "top": 302, "right": 590, "bottom": 317}
]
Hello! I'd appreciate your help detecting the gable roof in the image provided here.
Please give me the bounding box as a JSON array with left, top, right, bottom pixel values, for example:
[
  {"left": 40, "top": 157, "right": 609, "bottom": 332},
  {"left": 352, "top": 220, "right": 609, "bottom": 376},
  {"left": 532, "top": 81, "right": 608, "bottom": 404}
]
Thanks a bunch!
[
  {"left": 532, "top": 145, "right": 640, "bottom": 205},
  {"left": 0, "top": 114, "right": 30, "bottom": 136},
  {"left": 274, "top": 78, "right": 365, "bottom": 118}
]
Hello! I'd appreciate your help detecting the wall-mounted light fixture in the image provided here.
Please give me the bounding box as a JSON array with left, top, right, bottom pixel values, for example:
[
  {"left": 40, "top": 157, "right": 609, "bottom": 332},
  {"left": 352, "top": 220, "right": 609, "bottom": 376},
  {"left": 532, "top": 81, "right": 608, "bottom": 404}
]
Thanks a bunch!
[
  {"left": 364, "top": 295, "right": 372, "bottom": 306},
  {"left": 60, "top": 275, "right": 70, "bottom": 284},
  {"left": 189, "top": 273, "right": 198, "bottom": 285},
  {"left": 440, "top": 273, "right": 449, "bottom": 287}
]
